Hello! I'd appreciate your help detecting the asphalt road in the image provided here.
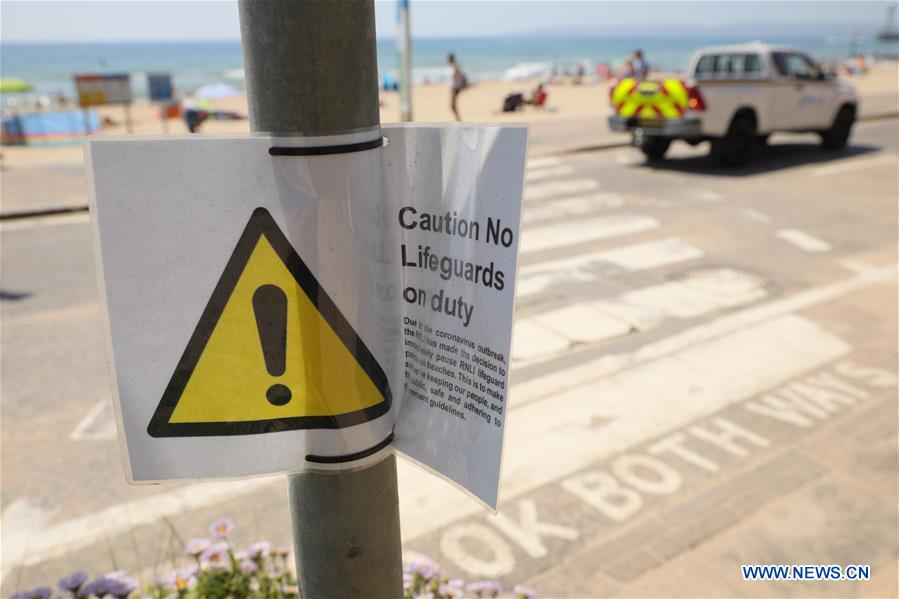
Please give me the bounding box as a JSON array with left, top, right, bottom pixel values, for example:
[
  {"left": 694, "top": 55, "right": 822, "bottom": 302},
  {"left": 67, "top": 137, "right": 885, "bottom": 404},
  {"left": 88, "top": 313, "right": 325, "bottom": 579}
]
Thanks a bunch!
[{"left": 2, "top": 118, "right": 897, "bottom": 597}]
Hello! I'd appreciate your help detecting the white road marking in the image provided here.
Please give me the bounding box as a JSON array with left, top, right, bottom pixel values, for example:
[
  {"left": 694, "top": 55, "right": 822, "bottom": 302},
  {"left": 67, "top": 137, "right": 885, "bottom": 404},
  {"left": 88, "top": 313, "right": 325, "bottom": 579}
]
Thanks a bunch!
[
  {"left": 0, "top": 478, "right": 280, "bottom": 575},
  {"left": 509, "top": 320, "right": 570, "bottom": 360},
  {"left": 516, "top": 237, "right": 703, "bottom": 299},
  {"left": 525, "top": 165, "right": 575, "bottom": 183},
  {"left": 514, "top": 267, "right": 768, "bottom": 360},
  {"left": 69, "top": 398, "right": 117, "bottom": 441},
  {"left": 615, "top": 152, "right": 639, "bottom": 165},
  {"left": 590, "top": 237, "right": 703, "bottom": 271},
  {"left": 512, "top": 262, "right": 895, "bottom": 408},
  {"left": 617, "top": 268, "right": 767, "bottom": 320},
  {"left": 777, "top": 229, "right": 832, "bottom": 253},
  {"left": 525, "top": 179, "right": 599, "bottom": 202},
  {"left": 0, "top": 500, "right": 57, "bottom": 583},
  {"left": 5, "top": 263, "right": 892, "bottom": 570},
  {"left": 521, "top": 193, "right": 623, "bottom": 224},
  {"left": 812, "top": 154, "right": 897, "bottom": 177},
  {"left": 529, "top": 304, "right": 633, "bottom": 345},
  {"left": 838, "top": 259, "right": 886, "bottom": 277},
  {"left": 399, "top": 314, "right": 850, "bottom": 542},
  {"left": 526, "top": 156, "right": 563, "bottom": 170},
  {"left": 740, "top": 208, "right": 771, "bottom": 223},
  {"left": 520, "top": 214, "right": 658, "bottom": 254},
  {"left": 698, "top": 190, "right": 723, "bottom": 202}
]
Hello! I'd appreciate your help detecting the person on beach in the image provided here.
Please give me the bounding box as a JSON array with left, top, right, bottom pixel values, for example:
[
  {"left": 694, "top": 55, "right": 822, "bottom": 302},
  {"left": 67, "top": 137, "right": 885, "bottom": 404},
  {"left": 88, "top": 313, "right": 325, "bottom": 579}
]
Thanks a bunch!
[
  {"left": 447, "top": 53, "right": 468, "bottom": 121},
  {"left": 528, "top": 83, "right": 548, "bottom": 108},
  {"left": 182, "top": 94, "right": 207, "bottom": 133},
  {"left": 633, "top": 49, "right": 650, "bottom": 81}
]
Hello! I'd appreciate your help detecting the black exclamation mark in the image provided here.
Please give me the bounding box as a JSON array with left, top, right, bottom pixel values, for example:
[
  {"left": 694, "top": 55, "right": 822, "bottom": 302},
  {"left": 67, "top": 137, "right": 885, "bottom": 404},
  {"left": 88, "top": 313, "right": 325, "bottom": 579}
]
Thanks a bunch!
[{"left": 253, "top": 284, "right": 292, "bottom": 406}]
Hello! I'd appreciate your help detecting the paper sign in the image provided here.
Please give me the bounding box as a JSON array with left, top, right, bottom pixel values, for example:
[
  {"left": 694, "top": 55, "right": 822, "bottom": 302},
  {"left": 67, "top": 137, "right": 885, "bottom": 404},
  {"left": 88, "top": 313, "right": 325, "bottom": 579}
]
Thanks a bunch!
[
  {"left": 386, "top": 126, "right": 526, "bottom": 508},
  {"left": 88, "top": 124, "right": 526, "bottom": 508},
  {"left": 75, "top": 73, "right": 133, "bottom": 106},
  {"left": 147, "top": 73, "right": 174, "bottom": 102}
]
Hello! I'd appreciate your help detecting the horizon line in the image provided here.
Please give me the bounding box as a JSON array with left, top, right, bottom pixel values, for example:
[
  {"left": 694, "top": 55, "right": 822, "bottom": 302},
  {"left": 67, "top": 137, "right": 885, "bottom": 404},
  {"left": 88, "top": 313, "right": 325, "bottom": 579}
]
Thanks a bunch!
[{"left": 1, "top": 29, "right": 879, "bottom": 45}]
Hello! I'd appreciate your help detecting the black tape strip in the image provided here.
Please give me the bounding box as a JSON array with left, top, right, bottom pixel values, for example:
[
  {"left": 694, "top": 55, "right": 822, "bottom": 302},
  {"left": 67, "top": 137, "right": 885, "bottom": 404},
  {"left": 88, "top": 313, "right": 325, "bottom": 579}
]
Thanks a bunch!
[
  {"left": 269, "top": 137, "right": 385, "bottom": 156},
  {"left": 306, "top": 432, "right": 394, "bottom": 464}
]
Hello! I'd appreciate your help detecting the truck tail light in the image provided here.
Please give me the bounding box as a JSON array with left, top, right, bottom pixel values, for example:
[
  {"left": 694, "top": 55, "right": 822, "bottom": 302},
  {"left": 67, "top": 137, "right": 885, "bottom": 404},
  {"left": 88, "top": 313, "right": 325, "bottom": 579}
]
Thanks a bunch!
[{"left": 686, "top": 84, "right": 706, "bottom": 111}]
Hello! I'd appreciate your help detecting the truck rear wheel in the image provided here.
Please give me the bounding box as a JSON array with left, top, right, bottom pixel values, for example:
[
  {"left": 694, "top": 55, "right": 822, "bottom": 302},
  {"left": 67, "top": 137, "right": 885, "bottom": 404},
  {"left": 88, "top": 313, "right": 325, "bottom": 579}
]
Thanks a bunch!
[
  {"left": 639, "top": 136, "right": 671, "bottom": 161},
  {"left": 712, "top": 116, "right": 755, "bottom": 167},
  {"left": 821, "top": 105, "right": 854, "bottom": 151}
]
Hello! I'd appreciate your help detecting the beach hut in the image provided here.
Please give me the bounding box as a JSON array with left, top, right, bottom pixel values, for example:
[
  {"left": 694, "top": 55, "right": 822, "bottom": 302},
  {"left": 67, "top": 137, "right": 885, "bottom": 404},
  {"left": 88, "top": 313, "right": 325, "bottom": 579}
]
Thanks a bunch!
[{"left": 1, "top": 110, "right": 100, "bottom": 146}]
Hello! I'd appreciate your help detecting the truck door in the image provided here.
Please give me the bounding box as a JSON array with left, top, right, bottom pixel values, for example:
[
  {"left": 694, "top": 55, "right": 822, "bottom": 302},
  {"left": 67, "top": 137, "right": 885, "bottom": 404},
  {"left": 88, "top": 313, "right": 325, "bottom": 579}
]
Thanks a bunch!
[{"left": 771, "top": 52, "right": 828, "bottom": 130}]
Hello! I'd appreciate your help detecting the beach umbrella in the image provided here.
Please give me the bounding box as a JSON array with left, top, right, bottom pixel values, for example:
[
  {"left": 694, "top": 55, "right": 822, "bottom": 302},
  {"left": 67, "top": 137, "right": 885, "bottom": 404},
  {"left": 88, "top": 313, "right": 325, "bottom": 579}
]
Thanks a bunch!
[
  {"left": 0, "top": 78, "right": 33, "bottom": 94},
  {"left": 193, "top": 83, "right": 241, "bottom": 100}
]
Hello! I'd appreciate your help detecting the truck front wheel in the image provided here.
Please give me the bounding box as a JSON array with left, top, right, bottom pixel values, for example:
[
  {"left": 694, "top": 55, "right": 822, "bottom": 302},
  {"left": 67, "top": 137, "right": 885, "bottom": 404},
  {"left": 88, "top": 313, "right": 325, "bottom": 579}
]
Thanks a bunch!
[
  {"left": 821, "top": 105, "right": 854, "bottom": 151},
  {"left": 712, "top": 116, "right": 755, "bottom": 167},
  {"left": 639, "top": 136, "right": 671, "bottom": 161}
]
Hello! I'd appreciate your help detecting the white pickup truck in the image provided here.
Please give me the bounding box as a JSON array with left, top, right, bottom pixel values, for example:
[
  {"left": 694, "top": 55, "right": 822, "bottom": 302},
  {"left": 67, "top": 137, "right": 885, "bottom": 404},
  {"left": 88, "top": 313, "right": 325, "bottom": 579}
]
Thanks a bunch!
[{"left": 608, "top": 42, "right": 859, "bottom": 165}]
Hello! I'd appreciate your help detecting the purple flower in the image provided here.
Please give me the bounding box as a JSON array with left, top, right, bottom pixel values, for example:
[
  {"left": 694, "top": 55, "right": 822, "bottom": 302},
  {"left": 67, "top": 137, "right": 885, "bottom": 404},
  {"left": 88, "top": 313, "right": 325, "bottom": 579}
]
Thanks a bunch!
[
  {"left": 200, "top": 542, "right": 231, "bottom": 570},
  {"left": 184, "top": 537, "right": 212, "bottom": 557},
  {"left": 467, "top": 580, "right": 503, "bottom": 598},
  {"left": 11, "top": 588, "right": 52, "bottom": 599},
  {"left": 103, "top": 575, "right": 137, "bottom": 598},
  {"left": 272, "top": 546, "right": 291, "bottom": 557},
  {"left": 80, "top": 572, "right": 137, "bottom": 598},
  {"left": 239, "top": 559, "right": 258, "bottom": 575},
  {"left": 208, "top": 517, "right": 235, "bottom": 538},
  {"left": 160, "top": 567, "right": 197, "bottom": 592},
  {"left": 513, "top": 584, "right": 537, "bottom": 599},
  {"left": 58, "top": 571, "right": 89, "bottom": 592},
  {"left": 438, "top": 583, "right": 463, "bottom": 598},
  {"left": 248, "top": 540, "right": 271, "bottom": 559},
  {"left": 81, "top": 578, "right": 111, "bottom": 597},
  {"left": 405, "top": 557, "right": 440, "bottom": 580}
]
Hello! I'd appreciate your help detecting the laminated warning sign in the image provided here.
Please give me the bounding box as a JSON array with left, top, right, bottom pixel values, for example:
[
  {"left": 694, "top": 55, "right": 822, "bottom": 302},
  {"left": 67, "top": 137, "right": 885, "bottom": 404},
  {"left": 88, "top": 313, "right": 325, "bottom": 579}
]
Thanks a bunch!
[
  {"left": 147, "top": 207, "right": 391, "bottom": 437},
  {"left": 88, "top": 125, "right": 526, "bottom": 508}
]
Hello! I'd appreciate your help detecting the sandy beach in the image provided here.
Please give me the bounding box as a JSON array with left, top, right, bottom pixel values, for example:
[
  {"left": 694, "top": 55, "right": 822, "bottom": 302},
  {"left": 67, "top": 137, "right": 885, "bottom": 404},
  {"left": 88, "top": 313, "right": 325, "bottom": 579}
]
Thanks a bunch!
[{"left": 0, "top": 62, "right": 895, "bottom": 174}]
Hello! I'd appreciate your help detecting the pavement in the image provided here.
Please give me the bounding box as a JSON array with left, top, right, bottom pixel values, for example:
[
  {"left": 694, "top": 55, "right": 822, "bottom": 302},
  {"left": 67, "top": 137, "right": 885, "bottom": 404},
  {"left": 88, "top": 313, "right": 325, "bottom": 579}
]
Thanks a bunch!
[
  {"left": 0, "top": 90, "right": 896, "bottom": 219},
  {"left": 1, "top": 118, "right": 897, "bottom": 597}
]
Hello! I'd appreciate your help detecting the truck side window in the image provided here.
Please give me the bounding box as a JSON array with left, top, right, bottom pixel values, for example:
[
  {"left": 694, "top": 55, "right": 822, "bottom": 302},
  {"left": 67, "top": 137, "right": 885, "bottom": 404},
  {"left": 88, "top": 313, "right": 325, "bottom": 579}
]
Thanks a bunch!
[
  {"left": 695, "top": 55, "right": 716, "bottom": 78},
  {"left": 787, "top": 54, "right": 822, "bottom": 80},
  {"left": 725, "top": 55, "right": 744, "bottom": 77},
  {"left": 772, "top": 52, "right": 790, "bottom": 76},
  {"left": 773, "top": 52, "right": 822, "bottom": 80},
  {"left": 744, "top": 54, "right": 761, "bottom": 76},
  {"left": 712, "top": 55, "right": 727, "bottom": 78}
]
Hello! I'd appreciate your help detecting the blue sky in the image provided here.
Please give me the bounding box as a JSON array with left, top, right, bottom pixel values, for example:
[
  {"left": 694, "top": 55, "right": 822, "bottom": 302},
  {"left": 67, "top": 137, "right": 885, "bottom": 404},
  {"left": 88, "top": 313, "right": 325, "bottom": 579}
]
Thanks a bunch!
[{"left": 0, "top": 0, "right": 892, "bottom": 42}]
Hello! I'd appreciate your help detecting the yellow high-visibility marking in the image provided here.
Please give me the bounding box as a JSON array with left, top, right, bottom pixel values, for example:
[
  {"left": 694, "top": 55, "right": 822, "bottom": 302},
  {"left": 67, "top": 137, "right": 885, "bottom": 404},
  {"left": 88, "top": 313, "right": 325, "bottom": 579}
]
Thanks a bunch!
[
  {"left": 613, "top": 78, "right": 688, "bottom": 119},
  {"left": 147, "top": 207, "right": 391, "bottom": 437}
]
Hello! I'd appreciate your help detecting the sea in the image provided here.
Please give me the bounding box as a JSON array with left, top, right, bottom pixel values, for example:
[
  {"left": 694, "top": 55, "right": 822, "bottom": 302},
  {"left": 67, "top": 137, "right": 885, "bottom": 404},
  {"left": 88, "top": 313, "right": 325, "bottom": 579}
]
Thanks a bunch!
[{"left": 2, "top": 35, "right": 896, "bottom": 100}]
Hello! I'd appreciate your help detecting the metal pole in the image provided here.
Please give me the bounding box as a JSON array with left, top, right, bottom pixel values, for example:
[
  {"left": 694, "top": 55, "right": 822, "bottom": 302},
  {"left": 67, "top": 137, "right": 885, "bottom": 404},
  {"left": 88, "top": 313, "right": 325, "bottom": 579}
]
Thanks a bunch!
[
  {"left": 160, "top": 104, "right": 169, "bottom": 134},
  {"left": 397, "top": 0, "right": 413, "bottom": 121},
  {"left": 123, "top": 103, "right": 133, "bottom": 134},
  {"left": 238, "top": 2, "right": 403, "bottom": 598}
]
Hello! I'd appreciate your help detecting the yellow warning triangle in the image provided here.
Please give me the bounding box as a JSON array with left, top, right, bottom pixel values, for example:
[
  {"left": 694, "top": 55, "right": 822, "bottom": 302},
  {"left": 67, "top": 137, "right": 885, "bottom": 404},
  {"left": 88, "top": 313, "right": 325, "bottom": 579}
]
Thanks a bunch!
[{"left": 148, "top": 207, "right": 391, "bottom": 437}]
